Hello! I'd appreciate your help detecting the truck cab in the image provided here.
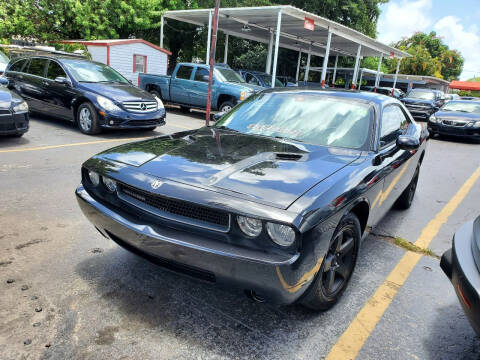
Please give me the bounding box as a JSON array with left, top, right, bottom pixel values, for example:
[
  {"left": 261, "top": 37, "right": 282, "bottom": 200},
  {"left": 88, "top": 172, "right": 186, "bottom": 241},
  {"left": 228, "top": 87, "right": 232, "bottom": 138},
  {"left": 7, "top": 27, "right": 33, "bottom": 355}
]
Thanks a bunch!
[{"left": 139, "top": 63, "right": 262, "bottom": 113}]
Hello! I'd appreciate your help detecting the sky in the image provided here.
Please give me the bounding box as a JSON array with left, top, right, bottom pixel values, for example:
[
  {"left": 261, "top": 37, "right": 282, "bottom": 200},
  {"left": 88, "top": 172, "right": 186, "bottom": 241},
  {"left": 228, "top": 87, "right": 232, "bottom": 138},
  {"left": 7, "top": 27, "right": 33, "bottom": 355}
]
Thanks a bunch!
[{"left": 377, "top": 0, "right": 480, "bottom": 80}]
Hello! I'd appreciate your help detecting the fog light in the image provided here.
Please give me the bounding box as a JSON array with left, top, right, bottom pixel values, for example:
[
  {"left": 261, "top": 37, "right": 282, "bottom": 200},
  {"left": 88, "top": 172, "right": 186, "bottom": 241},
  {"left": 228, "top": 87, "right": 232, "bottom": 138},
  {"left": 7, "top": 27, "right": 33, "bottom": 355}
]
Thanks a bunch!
[
  {"left": 88, "top": 170, "right": 100, "bottom": 186},
  {"left": 237, "top": 216, "right": 262, "bottom": 237},
  {"left": 266, "top": 222, "right": 296, "bottom": 247},
  {"left": 103, "top": 177, "right": 117, "bottom": 192},
  {"left": 110, "top": 120, "right": 114, "bottom": 125}
]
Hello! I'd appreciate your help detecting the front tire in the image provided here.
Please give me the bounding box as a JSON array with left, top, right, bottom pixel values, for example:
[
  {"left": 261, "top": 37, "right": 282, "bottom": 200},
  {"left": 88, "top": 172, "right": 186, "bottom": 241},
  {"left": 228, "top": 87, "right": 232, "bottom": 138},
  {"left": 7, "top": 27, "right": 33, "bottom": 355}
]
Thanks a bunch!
[
  {"left": 149, "top": 89, "right": 161, "bottom": 99},
  {"left": 395, "top": 165, "right": 420, "bottom": 210},
  {"left": 219, "top": 100, "right": 235, "bottom": 113},
  {"left": 77, "top": 102, "right": 101, "bottom": 135},
  {"left": 300, "top": 213, "right": 361, "bottom": 311}
]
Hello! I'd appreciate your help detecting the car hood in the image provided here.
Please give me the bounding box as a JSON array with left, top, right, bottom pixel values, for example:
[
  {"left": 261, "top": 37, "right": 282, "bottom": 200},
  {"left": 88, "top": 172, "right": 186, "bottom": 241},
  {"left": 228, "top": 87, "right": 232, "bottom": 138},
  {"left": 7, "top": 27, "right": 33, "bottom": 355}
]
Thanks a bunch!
[
  {"left": 402, "top": 98, "right": 435, "bottom": 106},
  {"left": 77, "top": 82, "right": 154, "bottom": 102},
  {"left": 97, "top": 127, "right": 361, "bottom": 209},
  {"left": 434, "top": 110, "right": 480, "bottom": 121}
]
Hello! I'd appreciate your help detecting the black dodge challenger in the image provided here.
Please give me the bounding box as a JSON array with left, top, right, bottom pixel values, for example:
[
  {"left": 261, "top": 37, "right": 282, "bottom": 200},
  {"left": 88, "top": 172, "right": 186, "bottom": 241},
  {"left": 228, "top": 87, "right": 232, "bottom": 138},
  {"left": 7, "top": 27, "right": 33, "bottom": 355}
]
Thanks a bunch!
[{"left": 76, "top": 89, "right": 428, "bottom": 310}]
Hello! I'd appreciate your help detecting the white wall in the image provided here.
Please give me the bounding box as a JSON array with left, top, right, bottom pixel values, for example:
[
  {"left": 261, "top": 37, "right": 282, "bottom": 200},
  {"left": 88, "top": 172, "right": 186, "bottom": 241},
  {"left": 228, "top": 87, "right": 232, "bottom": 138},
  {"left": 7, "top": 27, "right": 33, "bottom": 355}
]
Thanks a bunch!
[
  {"left": 87, "top": 45, "right": 107, "bottom": 64},
  {"left": 109, "top": 43, "right": 168, "bottom": 85}
]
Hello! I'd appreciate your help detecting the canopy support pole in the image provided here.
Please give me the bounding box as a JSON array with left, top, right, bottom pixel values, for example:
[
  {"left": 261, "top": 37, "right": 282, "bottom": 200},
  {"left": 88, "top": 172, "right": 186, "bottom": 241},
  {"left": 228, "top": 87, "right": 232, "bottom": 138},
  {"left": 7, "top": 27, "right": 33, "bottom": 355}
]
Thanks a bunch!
[
  {"left": 205, "top": 0, "right": 220, "bottom": 126},
  {"left": 223, "top": 33, "right": 229, "bottom": 64},
  {"left": 332, "top": 55, "right": 338, "bottom": 87},
  {"left": 374, "top": 53, "right": 383, "bottom": 92},
  {"left": 320, "top": 28, "right": 332, "bottom": 88},
  {"left": 305, "top": 44, "right": 312, "bottom": 85},
  {"left": 160, "top": 16, "right": 164, "bottom": 48},
  {"left": 351, "top": 45, "right": 361, "bottom": 89},
  {"left": 206, "top": 10, "right": 212, "bottom": 65},
  {"left": 358, "top": 69, "right": 364, "bottom": 90},
  {"left": 392, "top": 59, "right": 401, "bottom": 96},
  {"left": 295, "top": 50, "right": 302, "bottom": 83},
  {"left": 266, "top": 30, "right": 273, "bottom": 74},
  {"left": 271, "top": 9, "right": 282, "bottom": 88}
]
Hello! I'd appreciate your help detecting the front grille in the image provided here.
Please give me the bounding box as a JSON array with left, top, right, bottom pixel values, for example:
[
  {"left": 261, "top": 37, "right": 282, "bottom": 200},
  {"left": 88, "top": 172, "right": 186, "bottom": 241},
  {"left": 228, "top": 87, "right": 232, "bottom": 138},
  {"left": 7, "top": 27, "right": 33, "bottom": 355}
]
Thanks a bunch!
[
  {"left": 0, "top": 123, "right": 16, "bottom": 131},
  {"left": 0, "top": 109, "right": 11, "bottom": 115},
  {"left": 442, "top": 119, "right": 467, "bottom": 127},
  {"left": 122, "top": 101, "right": 157, "bottom": 113},
  {"left": 126, "top": 119, "right": 161, "bottom": 127},
  {"left": 118, "top": 183, "right": 230, "bottom": 231}
]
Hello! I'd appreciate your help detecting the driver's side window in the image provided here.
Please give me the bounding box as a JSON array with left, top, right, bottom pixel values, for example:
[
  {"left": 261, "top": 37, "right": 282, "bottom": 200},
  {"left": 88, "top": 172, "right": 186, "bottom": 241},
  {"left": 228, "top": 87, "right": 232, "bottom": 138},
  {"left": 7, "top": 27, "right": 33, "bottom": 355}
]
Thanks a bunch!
[{"left": 380, "top": 105, "right": 409, "bottom": 147}]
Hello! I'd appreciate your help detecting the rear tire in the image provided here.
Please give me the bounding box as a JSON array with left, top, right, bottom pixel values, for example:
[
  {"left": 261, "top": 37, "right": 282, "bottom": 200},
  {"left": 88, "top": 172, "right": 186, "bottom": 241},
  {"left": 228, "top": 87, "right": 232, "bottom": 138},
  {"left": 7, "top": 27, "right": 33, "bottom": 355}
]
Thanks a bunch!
[
  {"left": 77, "top": 102, "right": 101, "bottom": 135},
  {"left": 395, "top": 165, "right": 420, "bottom": 210},
  {"left": 219, "top": 100, "right": 235, "bottom": 113},
  {"left": 149, "top": 89, "right": 161, "bottom": 99},
  {"left": 180, "top": 106, "right": 190, "bottom": 113},
  {"left": 300, "top": 213, "right": 361, "bottom": 311}
]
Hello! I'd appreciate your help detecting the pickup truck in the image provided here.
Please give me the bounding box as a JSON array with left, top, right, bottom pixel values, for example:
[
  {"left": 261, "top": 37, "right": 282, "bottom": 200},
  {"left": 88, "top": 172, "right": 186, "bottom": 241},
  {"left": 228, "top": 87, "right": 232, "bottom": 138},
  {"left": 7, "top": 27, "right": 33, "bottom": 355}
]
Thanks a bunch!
[{"left": 139, "top": 63, "right": 262, "bottom": 113}]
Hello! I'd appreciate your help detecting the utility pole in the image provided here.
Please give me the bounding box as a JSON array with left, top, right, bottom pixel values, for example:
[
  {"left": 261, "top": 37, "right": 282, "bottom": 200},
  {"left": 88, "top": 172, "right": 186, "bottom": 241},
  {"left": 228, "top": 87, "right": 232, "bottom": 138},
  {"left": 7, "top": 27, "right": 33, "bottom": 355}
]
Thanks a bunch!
[{"left": 205, "top": 0, "right": 220, "bottom": 126}]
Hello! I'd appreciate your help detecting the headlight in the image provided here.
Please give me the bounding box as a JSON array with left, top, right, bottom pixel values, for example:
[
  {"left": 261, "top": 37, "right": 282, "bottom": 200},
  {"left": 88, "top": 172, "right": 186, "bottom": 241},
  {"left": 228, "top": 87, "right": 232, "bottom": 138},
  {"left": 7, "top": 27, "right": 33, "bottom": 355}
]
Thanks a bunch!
[
  {"left": 237, "top": 216, "right": 262, "bottom": 237},
  {"left": 154, "top": 95, "right": 164, "bottom": 109},
  {"left": 88, "top": 170, "right": 100, "bottom": 186},
  {"left": 266, "top": 222, "right": 296, "bottom": 247},
  {"left": 239, "top": 91, "right": 252, "bottom": 101},
  {"left": 429, "top": 115, "right": 437, "bottom": 123},
  {"left": 12, "top": 101, "right": 28, "bottom": 113},
  {"left": 97, "top": 95, "right": 121, "bottom": 112},
  {"left": 103, "top": 177, "right": 117, "bottom": 192},
  {"left": 473, "top": 121, "right": 480, "bottom": 128}
]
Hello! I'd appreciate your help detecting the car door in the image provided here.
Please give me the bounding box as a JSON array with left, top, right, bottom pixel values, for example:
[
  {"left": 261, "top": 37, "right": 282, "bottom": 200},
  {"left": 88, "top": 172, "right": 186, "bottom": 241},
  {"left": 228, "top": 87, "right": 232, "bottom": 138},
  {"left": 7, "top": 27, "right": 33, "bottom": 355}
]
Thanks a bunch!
[
  {"left": 43, "top": 60, "right": 76, "bottom": 120},
  {"left": 372, "top": 104, "right": 416, "bottom": 219},
  {"left": 171, "top": 65, "right": 194, "bottom": 105},
  {"left": 22, "top": 58, "right": 49, "bottom": 113},
  {"left": 190, "top": 66, "right": 210, "bottom": 108}
]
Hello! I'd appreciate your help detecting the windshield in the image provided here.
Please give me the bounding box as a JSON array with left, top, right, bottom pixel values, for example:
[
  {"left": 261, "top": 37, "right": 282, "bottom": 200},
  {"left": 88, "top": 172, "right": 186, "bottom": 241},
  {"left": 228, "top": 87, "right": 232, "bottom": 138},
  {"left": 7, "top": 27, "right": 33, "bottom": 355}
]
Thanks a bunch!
[
  {"left": 259, "top": 75, "right": 284, "bottom": 87},
  {"left": 62, "top": 60, "right": 128, "bottom": 83},
  {"left": 216, "top": 92, "right": 372, "bottom": 149},
  {"left": 441, "top": 101, "right": 480, "bottom": 113},
  {"left": 407, "top": 90, "right": 435, "bottom": 100},
  {"left": 215, "top": 68, "right": 245, "bottom": 83},
  {"left": 0, "top": 51, "right": 8, "bottom": 64}
]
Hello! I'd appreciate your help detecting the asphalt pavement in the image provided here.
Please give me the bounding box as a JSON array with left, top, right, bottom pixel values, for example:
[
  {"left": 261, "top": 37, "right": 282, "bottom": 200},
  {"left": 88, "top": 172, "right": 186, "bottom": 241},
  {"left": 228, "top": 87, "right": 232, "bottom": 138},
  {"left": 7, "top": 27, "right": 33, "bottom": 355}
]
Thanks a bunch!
[{"left": 0, "top": 110, "right": 479, "bottom": 360}]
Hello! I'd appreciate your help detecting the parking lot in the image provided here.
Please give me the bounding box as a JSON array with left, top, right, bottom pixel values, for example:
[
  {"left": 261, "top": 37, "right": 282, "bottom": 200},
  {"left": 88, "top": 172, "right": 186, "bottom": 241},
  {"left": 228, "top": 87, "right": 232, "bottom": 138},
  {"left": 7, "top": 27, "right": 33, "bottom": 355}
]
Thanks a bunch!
[{"left": 1, "top": 110, "right": 480, "bottom": 360}]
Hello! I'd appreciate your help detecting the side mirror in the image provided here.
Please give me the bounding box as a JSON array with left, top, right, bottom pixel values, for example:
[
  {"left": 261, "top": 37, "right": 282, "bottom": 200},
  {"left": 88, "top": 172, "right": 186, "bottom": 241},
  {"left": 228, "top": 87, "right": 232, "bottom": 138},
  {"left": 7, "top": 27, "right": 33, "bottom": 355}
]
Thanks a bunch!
[
  {"left": 213, "top": 111, "right": 225, "bottom": 121},
  {"left": 202, "top": 75, "right": 210, "bottom": 82},
  {"left": 0, "top": 77, "right": 8, "bottom": 86},
  {"left": 55, "top": 76, "right": 70, "bottom": 86},
  {"left": 396, "top": 135, "right": 420, "bottom": 151}
]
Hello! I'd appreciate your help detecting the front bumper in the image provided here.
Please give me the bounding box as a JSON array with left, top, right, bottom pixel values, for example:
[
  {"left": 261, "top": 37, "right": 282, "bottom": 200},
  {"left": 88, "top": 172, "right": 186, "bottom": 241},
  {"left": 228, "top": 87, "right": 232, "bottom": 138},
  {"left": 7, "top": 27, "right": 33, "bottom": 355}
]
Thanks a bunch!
[
  {"left": 0, "top": 111, "right": 29, "bottom": 135},
  {"left": 440, "top": 221, "right": 480, "bottom": 336},
  {"left": 75, "top": 185, "right": 327, "bottom": 304},
  {"left": 405, "top": 107, "right": 435, "bottom": 120},
  {"left": 99, "top": 108, "right": 166, "bottom": 129},
  {"left": 428, "top": 123, "right": 480, "bottom": 138}
]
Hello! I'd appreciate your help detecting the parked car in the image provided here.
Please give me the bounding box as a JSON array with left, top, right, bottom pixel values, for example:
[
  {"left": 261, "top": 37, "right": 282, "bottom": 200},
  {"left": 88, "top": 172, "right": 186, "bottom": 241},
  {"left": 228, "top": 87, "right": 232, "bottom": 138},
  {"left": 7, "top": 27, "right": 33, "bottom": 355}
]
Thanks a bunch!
[
  {"left": 4, "top": 56, "right": 166, "bottom": 135},
  {"left": 445, "top": 93, "right": 460, "bottom": 101},
  {"left": 0, "top": 77, "right": 29, "bottom": 137},
  {"left": 361, "top": 86, "right": 405, "bottom": 99},
  {"left": 76, "top": 89, "right": 428, "bottom": 310},
  {"left": 428, "top": 100, "right": 480, "bottom": 141},
  {"left": 461, "top": 96, "right": 480, "bottom": 101},
  {"left": 0, "top": 51, "right": 9, "bottom": 75},
  {"left": 237, "top": 69, "right": 285, "bottom": 88},
  {"left": 277, "top": 75, "right": 297, "bottom": 87},
  {"left": 401, "top": 88, "right": 445, "bottom": 120},
  {"left": 139, "top": 63, "right": 262, "bottom": 114},
  {"left": 441, "top": 216, "right": 480, "bottom": 336}
]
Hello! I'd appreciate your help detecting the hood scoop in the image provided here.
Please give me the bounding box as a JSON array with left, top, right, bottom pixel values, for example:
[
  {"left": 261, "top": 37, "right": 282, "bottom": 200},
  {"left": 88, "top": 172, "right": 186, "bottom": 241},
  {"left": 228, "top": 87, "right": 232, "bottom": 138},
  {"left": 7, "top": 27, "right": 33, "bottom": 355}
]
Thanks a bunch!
[{"left": 275, "top": 153, "right": 306, "bottom": 161}]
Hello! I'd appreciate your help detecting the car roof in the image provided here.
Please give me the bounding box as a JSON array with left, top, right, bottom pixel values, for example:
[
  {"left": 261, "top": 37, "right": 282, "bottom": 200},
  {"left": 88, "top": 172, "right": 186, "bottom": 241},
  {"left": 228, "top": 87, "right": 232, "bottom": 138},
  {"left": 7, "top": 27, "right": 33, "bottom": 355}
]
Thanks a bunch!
[
  {"left": 10, "top": 55, "right": 101, "bottom": 66},
  {"left": 261, "top": 87, "right": 397, "bottom": 106}
]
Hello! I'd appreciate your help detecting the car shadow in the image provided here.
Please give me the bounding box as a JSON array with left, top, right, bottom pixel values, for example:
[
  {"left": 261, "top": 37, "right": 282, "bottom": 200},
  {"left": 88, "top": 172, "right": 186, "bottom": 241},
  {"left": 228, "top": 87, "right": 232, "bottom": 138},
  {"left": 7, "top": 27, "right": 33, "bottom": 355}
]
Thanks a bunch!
[
  {"left": 73, "top": 234, "right": 401, "bottom": 358},
  {"left": 166, "top": 105, "right": 212, "bottom": 121},
  {"left": 424, "top": 304, "right": 480, "bottom": 359},
  {"left": 431, "top": 134, "right": 480, "bottom": 145},
  {"left": 0, "top": 135, "right": 30, "bottom": 148}
]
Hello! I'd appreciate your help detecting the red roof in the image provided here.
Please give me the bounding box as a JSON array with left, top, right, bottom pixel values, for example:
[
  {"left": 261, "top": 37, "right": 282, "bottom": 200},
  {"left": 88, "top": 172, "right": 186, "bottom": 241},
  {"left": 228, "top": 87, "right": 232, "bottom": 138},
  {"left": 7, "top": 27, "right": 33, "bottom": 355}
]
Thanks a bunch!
[
  {"left": 449, "top": 80, "right": 480, "bottom": 91},
  {"left": 61, "top": 39, "right": 172, "bottom": 56}
]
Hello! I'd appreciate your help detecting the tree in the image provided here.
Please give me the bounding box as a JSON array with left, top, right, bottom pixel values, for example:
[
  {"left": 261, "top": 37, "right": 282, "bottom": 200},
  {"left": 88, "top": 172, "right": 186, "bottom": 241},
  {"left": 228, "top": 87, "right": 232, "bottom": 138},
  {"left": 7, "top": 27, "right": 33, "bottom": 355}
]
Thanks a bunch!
[{"left": 391, "top": 32, "right": 463, "bottom": 80}]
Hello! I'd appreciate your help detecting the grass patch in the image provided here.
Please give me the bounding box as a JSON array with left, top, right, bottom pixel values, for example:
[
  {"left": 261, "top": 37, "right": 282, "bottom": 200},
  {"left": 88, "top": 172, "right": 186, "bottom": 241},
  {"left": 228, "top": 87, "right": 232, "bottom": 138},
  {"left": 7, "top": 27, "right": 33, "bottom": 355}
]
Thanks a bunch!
[{"left": 393, "top": 237, "right": 437, "bottom": 258}]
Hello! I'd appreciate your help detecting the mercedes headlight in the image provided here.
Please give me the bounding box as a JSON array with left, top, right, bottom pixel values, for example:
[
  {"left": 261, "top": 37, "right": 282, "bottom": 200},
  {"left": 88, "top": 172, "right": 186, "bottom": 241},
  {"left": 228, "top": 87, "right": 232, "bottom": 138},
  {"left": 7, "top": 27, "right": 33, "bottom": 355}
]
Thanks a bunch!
[
  {"left": 12, "top": 101, "right": 28, "bottom": 113},
  {"left": 97, "top": 95, "right": 121, "bottom": 112},
  {"left": 154, "top": 95, "right": 164, "bottom": 109},
  {"left": 237, "top": 216, "right": 262, "bottom": 237},
  {"left": 266, "top": 222, "right": 296, "bottom": 247},
  {"left": 88, "top": 170, "right": 100, "bottom": 186},
  {"left": 429, "top": 115, "right": 437, "bottom": 123},
  {"left": 103, "top": 177, "right": 117, "bottom": 192}
]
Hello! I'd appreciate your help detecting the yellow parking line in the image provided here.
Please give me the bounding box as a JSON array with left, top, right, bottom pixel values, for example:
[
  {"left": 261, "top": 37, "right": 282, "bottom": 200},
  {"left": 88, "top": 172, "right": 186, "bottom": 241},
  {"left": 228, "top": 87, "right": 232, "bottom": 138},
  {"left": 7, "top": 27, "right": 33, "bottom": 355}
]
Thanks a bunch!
[
  {"left": 326, "top": 166, "right": 480, "bottom": 360},
  {"left": 0, "top": 137, "right": 148, "bottom": 154}
]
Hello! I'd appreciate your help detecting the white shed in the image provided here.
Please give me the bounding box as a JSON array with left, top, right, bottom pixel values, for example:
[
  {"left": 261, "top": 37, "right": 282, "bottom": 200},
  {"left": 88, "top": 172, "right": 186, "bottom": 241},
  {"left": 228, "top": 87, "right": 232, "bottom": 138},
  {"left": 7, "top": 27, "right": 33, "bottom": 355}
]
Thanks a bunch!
[{"left": 61, "top": 39, "right": 171, "bottom": 85}]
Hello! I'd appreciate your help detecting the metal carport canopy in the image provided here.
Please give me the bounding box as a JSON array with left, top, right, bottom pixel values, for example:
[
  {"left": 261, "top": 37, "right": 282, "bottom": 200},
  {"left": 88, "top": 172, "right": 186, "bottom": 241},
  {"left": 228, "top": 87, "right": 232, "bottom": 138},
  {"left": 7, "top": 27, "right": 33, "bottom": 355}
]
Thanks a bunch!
[{"left": 163, "top": 5, "right": 410, "bottom": 59}]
